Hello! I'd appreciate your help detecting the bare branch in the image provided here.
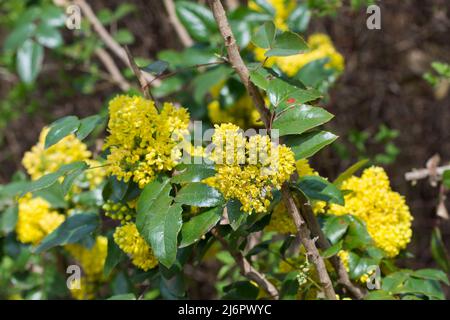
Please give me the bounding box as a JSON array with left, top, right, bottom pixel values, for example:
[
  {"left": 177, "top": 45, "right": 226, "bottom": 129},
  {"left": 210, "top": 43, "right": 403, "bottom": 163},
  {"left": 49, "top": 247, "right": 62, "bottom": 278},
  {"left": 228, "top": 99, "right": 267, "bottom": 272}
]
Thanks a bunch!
[
  {"left": 163, "top": 0, "right": 194, "bottom": 47},
  {"left": 405, "top": 165, "right": 450, "bottom": 182},
  {"left": 95, "top": 48, "right": 131, "bottom": 91},
  {"left": 211, "top": 228, "right": 279, "bottom": 299}
]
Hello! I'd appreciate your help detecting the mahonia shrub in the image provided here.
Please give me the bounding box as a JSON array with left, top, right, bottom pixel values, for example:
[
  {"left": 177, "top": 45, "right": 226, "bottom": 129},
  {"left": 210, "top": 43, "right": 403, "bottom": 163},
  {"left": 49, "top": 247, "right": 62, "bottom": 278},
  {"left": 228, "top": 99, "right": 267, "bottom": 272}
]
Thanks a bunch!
[{"left": 0, "top": 0, "right": 448, "bottom": 301}]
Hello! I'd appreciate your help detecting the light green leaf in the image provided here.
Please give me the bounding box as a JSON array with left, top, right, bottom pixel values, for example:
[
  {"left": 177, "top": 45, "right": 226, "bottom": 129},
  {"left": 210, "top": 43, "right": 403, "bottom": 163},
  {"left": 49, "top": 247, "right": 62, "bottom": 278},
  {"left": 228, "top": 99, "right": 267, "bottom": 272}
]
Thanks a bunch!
[
  {"left": 179, "top": 207, "right": 222, "bottom": 248},
  {"left": 284, "top": 130, "right": 338, "bottom": 160},
  {"left": 251, "top": 21, "right": 276, "bottom": 48},
  {"left": 412, "top": 269, "right": 449, "bottom": 285},
  {"left": 175, "top": 182, "right": 224, "bottom": 207},
  {"left": 333, "top": 159, "right": 369, "bottom": 187},
  {"left": 45, "top": 116, "right": 81, "bottom": 148},
  {"left": 35, "top": 24, "right": 62, "bottom": 48},
  {"left": 322, "top": 240, "right": 342, "bottom": 258},
  {"left": 1, "top": 206, "right": 18, "bottom": 234},
  {"left": 35, "top": 213, "right": 99, "bottom": 253},
  {"left": 287, "top": 4, "right": 311, "bottom": 33},
  {"left": 431, "top": 227, "right": 450, "bottom": 273},
  {"left": 17, "top": 39, "right": 44, "bottom": 83},
  {"left": 76, "top": 115, "right": 103, "bottom": 141},
  {"left": 4, "top": 23, "right": 36, "bottom": 52},
  {"left": 142, "top": 60, "right": 169, "bottom": 76},
  {"left": 175, "top": 1, "right": 217, "bottom": 42},
  {"left": 107, "top": 293, "right": 136, "bottom": 300},
  {"left": 273, "top": 105, "right": 333, "bottom": 136}
]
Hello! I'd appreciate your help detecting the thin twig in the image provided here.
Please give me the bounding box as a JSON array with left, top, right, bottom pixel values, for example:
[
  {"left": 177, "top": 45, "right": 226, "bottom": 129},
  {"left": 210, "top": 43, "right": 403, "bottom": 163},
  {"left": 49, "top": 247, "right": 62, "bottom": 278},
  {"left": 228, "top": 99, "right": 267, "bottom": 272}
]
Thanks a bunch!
[
  {"left": 405, "top": 164, "right": 450, "bottom": 182},
  {"left": 211, "top": 228, "right": 279, "bottom": 299},
  {"left": 163, "top": 0, "right": 194, "bottom": 47},
  {"left": 124, "top": 46, "right": 153, "bottom": 100},
  {"left": 95, "top": 47, "right": 131, "bottom": 91},
  {"left": 74, "top": 0, "right": 160, "bottom": 86},
  {"left": 208, "top": 0, "right": 337, "bottom": 300}
]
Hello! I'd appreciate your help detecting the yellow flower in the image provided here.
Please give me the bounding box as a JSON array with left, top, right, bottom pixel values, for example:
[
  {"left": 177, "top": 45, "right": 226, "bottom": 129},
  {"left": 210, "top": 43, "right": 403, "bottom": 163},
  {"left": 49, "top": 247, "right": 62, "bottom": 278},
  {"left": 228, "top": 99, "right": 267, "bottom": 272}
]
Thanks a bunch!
[
  {"left": 22, "top": 127, "right": 91, "bottom": 180},
  {"left": 84, "top": 160, "right": 107, "bottom": 190},
  {"left": 104, "top": 95, "right": 190, "bottom": 188},
  {"left": 16, "top": 194, "right": 65, "bottom": 245},
  {"left": 102, "top": 200, "right": 135, "bottom": 224},
  {"left": 65, "top": 236, "right": 108, "bottom": 278},
  {"left": 254, "top": 33, "right": 345, "bottom": 77},
  {"left": 204, "top": 124, "right": 295, "bottom": 213},
  {"left": 69, "top": 276, "right": 95, "bottom": 300},
  {"left": 113, "top": 223, "right": 158, "bottom": 271},
  {"left": 328, "top": 167, "right": 413, "bottom": 257},
  {"left": 338, "top": 250, "right": 375, "bottom": 284}
]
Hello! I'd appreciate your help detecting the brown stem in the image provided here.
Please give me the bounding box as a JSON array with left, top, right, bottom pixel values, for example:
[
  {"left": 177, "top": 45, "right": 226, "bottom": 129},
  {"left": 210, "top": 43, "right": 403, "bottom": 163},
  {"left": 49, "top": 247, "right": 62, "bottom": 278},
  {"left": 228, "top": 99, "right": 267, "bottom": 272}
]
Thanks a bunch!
[
  {"left": 211, "top": 228, "right": 279, "bottom": 299},
  {"left": 297, "top": 193, "right": 367, "bottom": 299},
  {"left": 163, "top": 0, "right": 194, "bottom": 47},
  {"left": 208, "top": 0, "right": 337, "bottom": 300}
]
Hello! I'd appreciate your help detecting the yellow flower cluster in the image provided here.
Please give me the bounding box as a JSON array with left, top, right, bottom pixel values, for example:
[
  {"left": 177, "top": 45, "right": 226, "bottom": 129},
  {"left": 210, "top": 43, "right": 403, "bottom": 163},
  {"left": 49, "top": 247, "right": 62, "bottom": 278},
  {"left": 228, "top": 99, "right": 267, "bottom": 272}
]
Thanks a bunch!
[
  {"left": 102, "top": 200, "right": 135, "bottom": 224},
  {"left": 203, "top": 123, "right": 295, "bottom": 213},
  {"left": 22, "top": 127, "right": 91, "bottom": 180},
  {"left": 16, "top": 195, "right": 65, "bottom": 245},
  {"left": 113, "top": 223, "right": 158, "bottom": 271},
  {"left": 249, "top": 0, "right": 297, "bottom": 30},
  {"left": 207, "top": 99, "right": 262, "bottom": 129},
  {"left": 266, "top": 159, "right": 317, "bottom": 233},
  {"left": 65, "top": 236, "right": 108, "bottom": 277},
  {"left": 104, "top": 95, "right": 190, "bottom": 188},
  {"left": 66, "top": 236, "right": 108, "bottom": 300},
  {"left": 254, "top": 33, "right": 345, "bottom": 77},
  {"left": 328, "top": 167, "right": 413, "bottom": 257}
]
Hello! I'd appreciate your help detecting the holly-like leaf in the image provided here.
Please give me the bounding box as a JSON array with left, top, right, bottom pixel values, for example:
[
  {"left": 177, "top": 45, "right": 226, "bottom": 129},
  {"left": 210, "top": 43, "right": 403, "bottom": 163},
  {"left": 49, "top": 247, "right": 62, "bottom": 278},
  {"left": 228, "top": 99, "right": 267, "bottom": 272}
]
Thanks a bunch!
[
  {"left": 45, "top": 116, "right": 81, "bottom": 148},
  {"left": 273, "top": 105, "right": 333, "bottom": 136},
  {"left": 323, "top": 215, "right": 351, "bottom": 244},
  {"left": 142, "top": 60, "right": 169, "bottom": 76},
  {"left": 171, "top": 164, "right": 216, "bottom": 184},
  {"left": 226, "top": 199, "right": 247, "bottom": 231},
  {"left": 35, "top": 213, "right": 99, "bottom": 253},
  {"left": 295, "top": 175, "right": 344, "bottom": 205},
  {"left": 76, "top": 115, "right": 103, "bottom": 141},
  {"left": 175, "top": 182, "right": 224, "bottom": 207},
  {"left": 265, "top": 31, "right": 308, "bottom": 57},
  {"left": 17, "top": 39, "right": 44, "bottom": 83},
  {"left": 284, "top": 130, "right": 338, "bottom": 160},
  {"left": 179, "top": 207, "right": 222, "bottom": 248},
  {"left": 175, "top": 1, "right": 217, "bottom": 42},
  {"left": 251, "top": 21, "right": 276, "bottom": 48}
]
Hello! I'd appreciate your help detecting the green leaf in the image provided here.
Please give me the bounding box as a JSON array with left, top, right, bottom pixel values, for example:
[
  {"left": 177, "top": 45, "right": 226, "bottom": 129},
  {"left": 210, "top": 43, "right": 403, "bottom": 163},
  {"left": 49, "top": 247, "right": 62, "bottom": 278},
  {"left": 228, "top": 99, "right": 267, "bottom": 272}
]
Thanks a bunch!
[
  {"left": 137, "top": 176, "right": 171, "bottom": 216},
  {"left": 267, "top": 78, "right": 322, "bottom": 111},
  {"left": 40, "top": 5, "right": 66, "bottom": 27},
  {"left": 1, "top": 206, "right": 18, "bottom": 234},
  {"left": 265, "top": 31, "right": 308, "bottom": 57},
  {"left": 365, "top": 290, "right": 396, "bottom": 300},
  {"left": 175, "top": 182, "right": 224, "bottom": 207},
  {"left": 192, "top": 66, "right": 232, "bottom": 103},
  {"left": 295, "top": 58, "right": 335, "bottom": 87},
  {"left": 226, "top": 199, "right": 247, "bottom": 231},
  {"left": 412, "top": 269, "right": 449, "bottom": 285},
  {"left": 401, "top": 278, "right": 445, "bottom": 300},
  {"left": 284, "top": 130, "right": 338, "bottom": 160},
  {"left": 382, "top": 271, "right": 408, "bottom": 292},
  {"left": 323, "top": 215, "right": 350, "bottom": 244},
  {"left": 171, "top": 164, "right": 216, "bottom": 184},
  {"left": 322, "top": 240, "right": 342, "bottom": 258},
  {"left": 35, "top": 213, "right": 99, "bottom": 253},
  {"left": 4, "top": 23, "right": 36, "bottom": 52},
  {"left": 35, "top": 24, "right": 62, "bottom": 48},
  {"left": 296, "top": 176, "right": 344, "bottom": 205},
  {"left": 113, "top": 29, "right": 134, "bottom": 45},
  {"left": 104, "top": 234, "right": 125, "bottom": 277},
  {"left": 45, "top": 116, "right": 81, "bottom": 148},
  {"left": 142, "top": 60, "right": 169, "bottom": 76},
  {"left": 136, "top": 176, "right": 182, "bottom": 268},
  {"left": 249, "top": 0, "right": 275, "bottom": 15},
  {"left": 287, "top": 4, "right": 311, "bottom": 33},
  {"left": 21, "top": 161, "right": 88, "bottom": 196},
  {"left": 76, "top": 115, "right": 103, "bottom": 141},
  {"left": 61, "top": 168, "right": 84, "bottom": 195},
  {"left": 333, "top": 159, "right": 369, "bottom": 187},
  {"left": 344, "top": 215, "right": 372, "bottom": 250},
  {"left": 273, "top": 105, "right": 333, "bottom": 136},
  {"left": 34, "top": 181, "right": 66, "bottom": 208},
  {"left": 443, "top": 170, "right": 450, "bottom": 189},
  {"left": 251, "top": 21, "right": 276, "bottom": 48},
  {"left": 179, "top": 207, "right": 222, "bottom": 248},
  {"left": 17, "top": 39, "right": 44, "bottom": 83},
  {"left": 107, "top": 293, "right": 136, "bottom": 300},
  {"left": 222, "top": 281, "right": 259, "bottom": 300},
  {"left": 175, "top": 1, "right": 217, "bottom": 42},
  {"left": 431, "top": 227, "right": 450, "bottom": 273}
]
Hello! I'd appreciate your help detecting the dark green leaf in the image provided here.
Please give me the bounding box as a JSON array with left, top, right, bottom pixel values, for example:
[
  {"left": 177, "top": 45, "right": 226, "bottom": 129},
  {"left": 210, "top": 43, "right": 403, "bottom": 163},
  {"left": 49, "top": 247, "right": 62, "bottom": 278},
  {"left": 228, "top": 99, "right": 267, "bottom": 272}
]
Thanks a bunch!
[
  {"left": 4, "top": 23, "right": 36, "bottom": 52},
  {"left": 284, "top": 130, "right": 338, "bottom": 160},
  {"left": 35, "top": 213, "right": 99, "bottom": 253},
  {"left": 344, "top": 215, "right": 372, "bottom": 250},
  {"left": 142, "top": 60, "right": 169, "bottom": 76},
  {"left": 1, "top": 206, "right": 18, "bottom": 234},
  {"left": 273, "top": 105, "right": 333, "bottom": 136},
  {"left": 322, "top": 240, "right": 342, "bottom": 258},
  {"left": 430, "top": 227, "right": 450, "bottom": 273},
  {"left": 323, "top": 215, "right": 350, "bottom": 244},
  {"left": 296, "top": 176, "right": 344, "bottom": 205},
  {"left": 267, "top": 78, "right": 322, "bottom": 111},
  {"left": 443, "top": 170, "right": 450, "bottom": 189},
  {"left": 172, "top": 164, "right": 216, "bottom": 184},
  {"left": 76, "top": 115, "right": 103, "bottom": 141},
  {"left": 412, "top": 269, "right": 449, "bottom": 285},
  {"left": 192, "top": 66, "right": 232, "bottom": 103},
  {"left": 175, "top": 1, "right": 217, "bottom": 42},
  {"left": 45, "top": 116, "right": 81, "bottom": 148},
  {"left": 295, "top": 58, "right": 335, "bottom": 87},
  {"left": 17, "top": 39, "right": 44, "bottom": 83},
  {"left": 175, "top": 182, "right": 224, "bottom": 207},
  {"left": 226, "top": 199, "right": 247, "bottom": 231},
  {"left": 41, "top": 5, "right": 66, "bottom": 27},
  {"left": 104, "top": 234, "right": 125, "bottom": 277},
  {"left": 179, "top": 207, "right": 222, "bottom": 248},
  {"left": 222, "top": 281, "right": 259, "bottom": 300},
  {"left": 287, "top": 4, "right": 311, "bottom": 32}
]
